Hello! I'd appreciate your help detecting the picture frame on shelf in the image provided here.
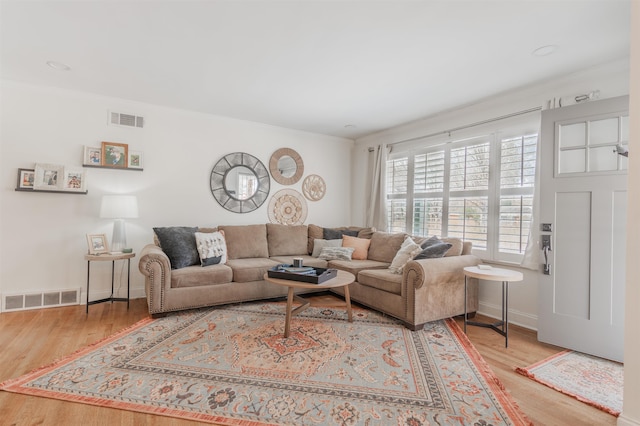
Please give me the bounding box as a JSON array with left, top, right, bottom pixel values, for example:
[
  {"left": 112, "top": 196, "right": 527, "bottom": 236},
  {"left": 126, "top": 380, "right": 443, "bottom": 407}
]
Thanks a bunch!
[
  {"left": 86, "top": 234, "right": 109, "bottom": 255},
  {"left": 33, "top": 163, "right": 64, "bottom": 191},
  {"left": 128, "top": 150, "right": 143, "bottom": 169},
  {"left": 101, "top": 141, "right": 128, "bottom": 168},
  {"left": 63, "top": 167, "right": 86, "bottom": 192},
  {"left": 17, "top": 168, "right": 35, "bottom": 189},
  {"left": 83, "top": 146, "right": 102, "bottom": 166}
]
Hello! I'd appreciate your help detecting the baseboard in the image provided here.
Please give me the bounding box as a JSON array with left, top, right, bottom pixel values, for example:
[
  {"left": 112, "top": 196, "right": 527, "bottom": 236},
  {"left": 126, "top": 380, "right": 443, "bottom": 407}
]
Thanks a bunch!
[
  {"left": 618, "top": 414, "right": 640, "bottom": 426},
  {"left": 477, "top": 301, "right": 537, "bottom": 331}
]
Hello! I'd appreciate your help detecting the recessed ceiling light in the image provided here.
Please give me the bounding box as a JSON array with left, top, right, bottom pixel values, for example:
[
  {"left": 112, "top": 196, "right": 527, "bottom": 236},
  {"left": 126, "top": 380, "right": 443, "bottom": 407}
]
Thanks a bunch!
[
  {"left": 532, "top": 45, "right": 558, "bottom": 57},
  {"left": 46, "top": 60, "right": 71, "bottom": 71}
]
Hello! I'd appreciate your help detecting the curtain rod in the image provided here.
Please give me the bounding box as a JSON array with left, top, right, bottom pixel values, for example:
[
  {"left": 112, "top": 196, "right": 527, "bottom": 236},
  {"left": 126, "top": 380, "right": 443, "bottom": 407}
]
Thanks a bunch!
[{"left": 387, "top": 106, "right": 542, "bottom": 148}]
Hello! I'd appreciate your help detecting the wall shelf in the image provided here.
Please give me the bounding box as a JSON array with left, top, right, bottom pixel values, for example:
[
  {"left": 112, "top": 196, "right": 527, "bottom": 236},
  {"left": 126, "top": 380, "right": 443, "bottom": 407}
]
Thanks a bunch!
[
  {"left": 15, "top": 188, "right": 88, "bottom": 195},
  {"left": 82, "top": 165, "right": 143, "bottom": 172}
]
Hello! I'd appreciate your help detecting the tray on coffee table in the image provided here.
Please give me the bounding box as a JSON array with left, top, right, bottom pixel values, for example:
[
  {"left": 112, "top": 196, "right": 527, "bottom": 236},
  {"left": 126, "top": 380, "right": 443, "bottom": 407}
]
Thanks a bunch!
[{"left": 267, "top": 264, "right": 338, "bottom": 284}]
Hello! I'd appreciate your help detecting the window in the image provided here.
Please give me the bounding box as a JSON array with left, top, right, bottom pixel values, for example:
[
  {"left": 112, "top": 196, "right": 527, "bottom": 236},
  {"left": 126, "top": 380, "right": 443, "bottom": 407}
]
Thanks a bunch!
[{"left": 385, "top": 125, "right": 538, "bottom": 263}]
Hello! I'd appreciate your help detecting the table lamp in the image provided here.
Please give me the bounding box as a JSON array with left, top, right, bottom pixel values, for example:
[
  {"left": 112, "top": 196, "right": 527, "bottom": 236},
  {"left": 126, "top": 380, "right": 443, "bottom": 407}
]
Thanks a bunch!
[{"left": 100, "top": 195, "right": 138, "bottom": 253}]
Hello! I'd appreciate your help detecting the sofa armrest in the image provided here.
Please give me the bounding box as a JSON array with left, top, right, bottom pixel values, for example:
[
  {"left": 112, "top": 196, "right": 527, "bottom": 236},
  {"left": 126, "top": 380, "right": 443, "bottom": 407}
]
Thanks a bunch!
[
  {"left": 404, "top": 255, "right": 480, "bottom": 290},
  {"left": 138, "top": 243, "right": 172, "bottom": 313}
]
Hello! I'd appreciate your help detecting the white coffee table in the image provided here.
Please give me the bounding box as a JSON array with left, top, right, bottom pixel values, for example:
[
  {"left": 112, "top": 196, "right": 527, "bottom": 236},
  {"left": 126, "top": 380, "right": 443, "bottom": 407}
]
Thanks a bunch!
[
  {"left": 463, "top": 265, "right": 523, "bottom": 347},
  {"left": 264, "top": 270, "right": 355, "bottom": 337}
]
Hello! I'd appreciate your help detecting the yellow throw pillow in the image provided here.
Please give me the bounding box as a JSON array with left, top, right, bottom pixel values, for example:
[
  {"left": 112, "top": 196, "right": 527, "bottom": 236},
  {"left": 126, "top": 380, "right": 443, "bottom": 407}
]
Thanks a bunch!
[{"left": 342, "top": 235, "right": 371, "bottom": 260}]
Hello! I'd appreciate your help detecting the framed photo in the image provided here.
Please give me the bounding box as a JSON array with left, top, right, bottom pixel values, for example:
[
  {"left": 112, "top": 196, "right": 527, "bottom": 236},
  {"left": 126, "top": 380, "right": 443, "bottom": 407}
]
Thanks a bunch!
[
  {"left": 86, "top": 234, "right": 109, "bottom": 255},
  {"left": 101, "top": 141, "right": 128, "bottom": 168},
  {"left": 83, "top": 146, "right": 102, "bottom": 166},
  {"left": 33, "top": 163, "right": 64, "bottom": 191},
  {"left": 128, "top": 150, "right": 143, "bottom": 169},
  {"left": 17, "top": 168, "right": 35, "bottom": 189},
  {"left": 63, "top": 167, "right": 86, "bottom": 192}
]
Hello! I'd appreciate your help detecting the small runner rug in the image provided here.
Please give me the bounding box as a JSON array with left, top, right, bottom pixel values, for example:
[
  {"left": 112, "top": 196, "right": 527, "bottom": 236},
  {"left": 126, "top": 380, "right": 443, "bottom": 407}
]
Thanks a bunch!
[
  {"left": 1, "top": 302, "right": 531, "bottom": 425},
  {"left": 515, "top": 350, "right": 623, "bottom": 416}
]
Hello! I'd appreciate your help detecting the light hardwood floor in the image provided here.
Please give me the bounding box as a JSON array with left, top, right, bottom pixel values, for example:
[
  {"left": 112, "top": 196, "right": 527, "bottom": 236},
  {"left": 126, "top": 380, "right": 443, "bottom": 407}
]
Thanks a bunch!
[{"left": 0, "top": 296, "right": 617, "bottom": 426}]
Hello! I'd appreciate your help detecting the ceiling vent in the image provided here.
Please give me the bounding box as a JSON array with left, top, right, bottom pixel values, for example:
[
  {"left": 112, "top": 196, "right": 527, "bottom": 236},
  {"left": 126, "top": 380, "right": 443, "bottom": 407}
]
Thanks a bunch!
[{"left": 109, "top": 111, "right": 144, "bottom": 128}]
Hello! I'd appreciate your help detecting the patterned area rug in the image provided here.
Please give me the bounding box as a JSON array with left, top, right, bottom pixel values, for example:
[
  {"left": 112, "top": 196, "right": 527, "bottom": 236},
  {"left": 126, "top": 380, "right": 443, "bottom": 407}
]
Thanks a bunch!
[
  {"left": 1, "top": 302, "right": 531, "bottom": 425},
  {"left": 516, "top": 350, "right": 623, "bottom": 416}
]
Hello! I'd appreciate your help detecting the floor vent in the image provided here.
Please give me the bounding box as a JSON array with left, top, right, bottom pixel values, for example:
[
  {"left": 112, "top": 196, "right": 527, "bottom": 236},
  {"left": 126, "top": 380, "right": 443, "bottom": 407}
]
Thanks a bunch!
[
  {"left": 109, "top": 111, "right": 144, "bottom": 128},
  {"left": 1, "top": 288, "right": 80, "bottom": 313}
]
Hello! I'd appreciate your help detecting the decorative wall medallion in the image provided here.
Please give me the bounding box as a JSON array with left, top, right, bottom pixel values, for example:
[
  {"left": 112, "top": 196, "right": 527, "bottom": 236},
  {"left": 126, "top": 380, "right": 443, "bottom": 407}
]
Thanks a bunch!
[
  {"left": 269, "top": 148, "right": 304, "bottom": 185},
  {"left": 210, "top": 152, "right": 270, "bottom": 213},
  {"left": 268, "top": 189, "right": 308, "bottom": 225},
  {"left": 302, "top": 174, "right": 326, "bottom": 201}
]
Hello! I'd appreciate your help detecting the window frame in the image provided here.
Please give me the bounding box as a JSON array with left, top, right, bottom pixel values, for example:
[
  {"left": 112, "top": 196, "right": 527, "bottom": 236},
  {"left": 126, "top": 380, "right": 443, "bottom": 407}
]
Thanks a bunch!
[{"left": 385, "top": 115, "right": 539, "bottom": 264}]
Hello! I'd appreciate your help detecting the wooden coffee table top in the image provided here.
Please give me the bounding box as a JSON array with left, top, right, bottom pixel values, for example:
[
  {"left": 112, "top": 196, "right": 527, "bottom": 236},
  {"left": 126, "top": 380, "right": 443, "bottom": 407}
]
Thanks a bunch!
[{"left": 264, "top": 269, "right": 355, "bottom": 290}]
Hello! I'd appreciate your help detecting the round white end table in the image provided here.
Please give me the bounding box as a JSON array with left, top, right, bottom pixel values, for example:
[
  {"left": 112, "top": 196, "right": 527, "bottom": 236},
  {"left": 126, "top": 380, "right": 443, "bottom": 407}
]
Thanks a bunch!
[{"left": 463, "top": 265, "right": 523, "bottom": 347}]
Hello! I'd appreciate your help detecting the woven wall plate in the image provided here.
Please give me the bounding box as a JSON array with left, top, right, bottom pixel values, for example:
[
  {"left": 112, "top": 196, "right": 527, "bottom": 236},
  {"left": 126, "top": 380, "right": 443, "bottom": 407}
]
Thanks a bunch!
[
  {"left": 268, "top": 189, "right": 308, "bottom": 225},
  {"left": 302, "top": 174, "right": 326, "bottom": 201}
]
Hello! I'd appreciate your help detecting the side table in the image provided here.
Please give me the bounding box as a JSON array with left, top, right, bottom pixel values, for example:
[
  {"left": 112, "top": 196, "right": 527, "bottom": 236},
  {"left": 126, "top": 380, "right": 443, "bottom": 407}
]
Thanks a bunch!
[
  {"left": 463, "top": 265, "right": 523, "bottom": 347},
  {"left": 84, "top": 252, "right": 135, "bottom": 313}
]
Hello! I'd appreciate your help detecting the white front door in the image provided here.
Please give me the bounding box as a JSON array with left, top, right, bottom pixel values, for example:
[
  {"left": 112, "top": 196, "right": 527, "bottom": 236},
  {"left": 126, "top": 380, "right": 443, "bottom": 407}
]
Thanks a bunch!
[{"left": 538, "top": 95, "right": 628, "bottom": 362}]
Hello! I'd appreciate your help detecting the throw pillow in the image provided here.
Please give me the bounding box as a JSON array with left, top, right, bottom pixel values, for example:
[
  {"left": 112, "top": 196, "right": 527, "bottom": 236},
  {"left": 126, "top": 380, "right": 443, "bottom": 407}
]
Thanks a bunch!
[
  {"left": 153, "top": 226, "right": 199, "bottom": 269},
  {"left": 194, "top": 231, "right": 227, "bottom": 266},
  {"left": 413, "top": 242, "right": 452, "bottom": 260},
  {"left": 341, "top": 235, "right": 371, "bottom": 260},
  {"left": 318, "top": 246, "right": 355, "bottom": 261},
  {"left": 311, "top": 239, "right": 343, "bottom": 257},
  {"left": 388, "top": 236, "right": 423, "bottom": 274},
  {"left": 323, "top": 228, "right": 359, "bottom": 240}
]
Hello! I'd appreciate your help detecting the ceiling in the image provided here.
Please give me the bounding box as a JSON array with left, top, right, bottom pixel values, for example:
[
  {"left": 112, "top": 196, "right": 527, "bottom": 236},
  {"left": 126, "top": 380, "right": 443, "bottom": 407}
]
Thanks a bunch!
[{"left": 0, "top": 1, "right": 631, "bottom": 139}]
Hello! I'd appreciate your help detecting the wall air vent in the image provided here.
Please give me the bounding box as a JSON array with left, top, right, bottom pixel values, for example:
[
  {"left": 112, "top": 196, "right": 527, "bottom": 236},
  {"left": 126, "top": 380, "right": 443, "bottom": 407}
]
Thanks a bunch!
[
  {"left": 1, "top": 288, "right": 80, "bottom": 312},
  {"left": 109, "top": 111, "right": 144, "bottom": 128}
]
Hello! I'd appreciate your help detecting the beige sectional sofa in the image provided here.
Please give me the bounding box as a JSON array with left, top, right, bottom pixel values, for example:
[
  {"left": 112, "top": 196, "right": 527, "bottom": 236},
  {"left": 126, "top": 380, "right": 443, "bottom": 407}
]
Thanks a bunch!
[{"left": 138, "top": 223, "right": 480, "bottom": 330}]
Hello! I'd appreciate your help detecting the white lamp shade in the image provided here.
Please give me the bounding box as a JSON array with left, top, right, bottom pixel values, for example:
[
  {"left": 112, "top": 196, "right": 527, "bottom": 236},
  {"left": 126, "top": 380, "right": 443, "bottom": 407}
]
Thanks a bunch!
[{"left": 100, "top": 195, "right": 139, "bottom": 219}]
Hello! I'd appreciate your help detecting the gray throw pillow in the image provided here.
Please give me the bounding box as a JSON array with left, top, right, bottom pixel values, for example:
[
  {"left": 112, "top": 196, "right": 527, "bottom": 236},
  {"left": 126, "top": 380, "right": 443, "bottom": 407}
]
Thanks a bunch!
[
  {"left": 323, "top": 228, "right": 359, "bottom": 240},
  {"left": 153, "top": 226, "right": 199, "bottom": 269},
  {"left": 413, "top": 242, "right": 452, "bottom": 260}
]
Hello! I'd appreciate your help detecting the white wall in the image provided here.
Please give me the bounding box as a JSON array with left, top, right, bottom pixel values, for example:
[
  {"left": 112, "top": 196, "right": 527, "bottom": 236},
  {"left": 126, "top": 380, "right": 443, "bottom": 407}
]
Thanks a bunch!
[
  {"left": 0, "top": 81, "right": 353, "bottom": 305},
  {"left": 352, "top": 59, "right": 630, "bottom": 330},
  {"left": 619, "top": 2, "right": 640, "bottom": 425}
]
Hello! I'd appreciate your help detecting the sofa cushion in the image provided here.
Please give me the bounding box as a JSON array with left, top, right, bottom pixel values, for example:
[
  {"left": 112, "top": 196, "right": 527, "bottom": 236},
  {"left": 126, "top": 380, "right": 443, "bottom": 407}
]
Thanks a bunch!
[
  {"left": 442, "top": 237, "right": 463, "bottom": 256},
  {"left": 357, "top": 269, "right": 403, "bottom": 295},
  {"left": 342, "top": 235, "right": 371, "bottom": 260},
  {"left": 389, "top": 236, "right": 422, "bottom": 274},
  {"left": 195, "top": 231, "right": 227, "bottom": 266},
  {"left": 328, "top": 259, "right": 389, "bottom": 276},
  {"left": 170, "top": 264, "right": 233, "bottom": 288},
  {"left": 307, "top": 224, "right": 324, "bottom": 254},
  {"left": 225, "top": 258, "right": 280, "bottom": 283},
  {"left": 367, "top": 232, "right": 407, "bottom": 263},
  {"left": 319, "top": 247, "right": 355, "bottom": 261},
  {"left": 266, "top": 223, "right": 308, "bottom": 256},
  {"left": 153, "top": 226, "right": 199, "bottom": 269},
  {"left": 219, "top": 224, "right": 269, "bottom": 259}
]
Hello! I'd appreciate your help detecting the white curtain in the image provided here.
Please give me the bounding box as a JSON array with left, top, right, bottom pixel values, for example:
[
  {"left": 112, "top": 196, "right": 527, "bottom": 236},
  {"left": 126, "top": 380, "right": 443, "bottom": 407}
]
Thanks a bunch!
[
  {"left": 520, "top": 126, "right": 542, "bottom": 270},
  {"left": 366, "top": 144, "right": 388, "bottom": 231}
]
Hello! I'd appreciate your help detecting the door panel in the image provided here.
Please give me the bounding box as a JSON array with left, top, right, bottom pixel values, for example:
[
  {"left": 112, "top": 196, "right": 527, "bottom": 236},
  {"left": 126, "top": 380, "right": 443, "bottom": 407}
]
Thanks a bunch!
[
  {"left": 538, "top": 95, "right": 628, "bottom": 362},
  {"left": 554, "top": 191, "right": 591, "bottom": 319}
]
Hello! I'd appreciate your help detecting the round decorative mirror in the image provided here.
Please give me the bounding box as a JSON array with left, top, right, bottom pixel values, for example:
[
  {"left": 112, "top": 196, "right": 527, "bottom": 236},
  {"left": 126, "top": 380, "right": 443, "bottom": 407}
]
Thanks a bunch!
[
  {"left": 269, "top": 148, "right": 304, "bottom": 185},
  {"left": 210, "top": 152, "right": 270, "bottom": 213}
]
